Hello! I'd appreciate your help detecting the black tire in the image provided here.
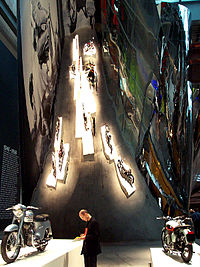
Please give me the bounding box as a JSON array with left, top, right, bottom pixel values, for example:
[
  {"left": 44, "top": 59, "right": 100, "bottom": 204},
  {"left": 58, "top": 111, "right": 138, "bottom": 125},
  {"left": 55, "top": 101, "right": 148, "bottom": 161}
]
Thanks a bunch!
[
  {"left": 1, "top": 231, "right": 21, "bottom": 263},
  {"left": 37, "top": 244, "right": 47, "bottom": 252},
  {"left": 68, "top": 0, "right": 77, "bottom": 33},
  {"left": 37, "top": 229, "right": 50, "bottom": 252},
  {"left": 129, "top": 174, "right": 134, "bottom": 185},
  {"left": 161, "top": 229, "right": 169, "bottom": 253},
  {"left": 95, "top": 78, "right": 97, "bottom": 91},
  {"left": 181, "top": 244, "right": 193, "bottom": 263}
]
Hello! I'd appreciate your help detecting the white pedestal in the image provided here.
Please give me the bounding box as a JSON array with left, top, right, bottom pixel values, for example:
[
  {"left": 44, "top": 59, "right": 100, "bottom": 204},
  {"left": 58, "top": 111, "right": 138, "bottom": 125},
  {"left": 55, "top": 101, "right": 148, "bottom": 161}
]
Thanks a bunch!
[
  {"left": 150, "top": 243, "right": 200, "bottom": 267},
  {"left": 82, "top": 127, "right": 94, "bottom": 156},
  {"left": 100, "top": 125, "right": 116, "bottom": 161},
  {"left": 46, "top": 169, "right": 57, "bottom": 188},
  {"left": 56, "top": 143, "right": 70, "bottom": 182},
  {"left": 114, "top": 158, "right": 136, "bottom": 197},
  {"left": 0, "top": 239, "right": 84, "bottom": 267}
]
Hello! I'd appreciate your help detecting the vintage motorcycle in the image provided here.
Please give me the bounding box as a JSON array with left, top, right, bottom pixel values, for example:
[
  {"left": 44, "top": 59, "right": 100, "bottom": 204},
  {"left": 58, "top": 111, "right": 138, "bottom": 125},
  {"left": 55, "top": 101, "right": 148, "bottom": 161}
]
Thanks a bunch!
[
  {"left": 84, "top": 38, "right": 96, "bottom": 56},
  {"left": 117, "top": 158, "right": 134, "bottom": 186},
  {"left": 157, "top": 215, "right": 195, "bottom": 263},
  {"left": 105, "top": 125, "right": 113, "bottom": 154},
  {"left": 1, "top": 204, "right": 52, "bottom": 263}
]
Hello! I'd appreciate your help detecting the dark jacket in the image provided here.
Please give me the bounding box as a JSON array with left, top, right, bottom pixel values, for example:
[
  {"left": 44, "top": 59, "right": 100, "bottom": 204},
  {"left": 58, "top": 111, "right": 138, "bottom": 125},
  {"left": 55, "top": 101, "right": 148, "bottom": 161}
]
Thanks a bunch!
[
  {"left": 191, "top": 212, "right": 200, "bottom": 238},
  {"left": 81, "top": 217, "right": 101, "bottom": 256}
]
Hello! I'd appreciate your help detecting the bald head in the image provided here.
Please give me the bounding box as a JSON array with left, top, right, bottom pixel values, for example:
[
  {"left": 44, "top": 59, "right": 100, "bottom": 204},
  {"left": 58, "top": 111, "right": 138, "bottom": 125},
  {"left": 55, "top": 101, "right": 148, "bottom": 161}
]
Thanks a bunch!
[{"left": 79, "top": 209, "right": 92, "bottom": 222}]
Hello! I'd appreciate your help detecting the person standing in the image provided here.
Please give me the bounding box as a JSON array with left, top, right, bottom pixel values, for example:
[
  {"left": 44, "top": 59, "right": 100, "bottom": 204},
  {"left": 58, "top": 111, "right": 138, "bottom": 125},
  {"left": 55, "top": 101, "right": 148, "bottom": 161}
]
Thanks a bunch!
[
  {"left": 190, "top": 209, "right": 200, "bottom": 238},
  {"left": 79, "top": 209, "right": 101, "bottom": 267}
]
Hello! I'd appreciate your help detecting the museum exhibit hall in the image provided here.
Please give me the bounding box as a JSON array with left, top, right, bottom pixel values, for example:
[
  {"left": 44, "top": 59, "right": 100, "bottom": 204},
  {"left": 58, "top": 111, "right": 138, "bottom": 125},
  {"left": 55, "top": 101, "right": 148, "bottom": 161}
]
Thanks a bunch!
[{"left": 0, "top": 0, "right": 200, "bottom": 266}]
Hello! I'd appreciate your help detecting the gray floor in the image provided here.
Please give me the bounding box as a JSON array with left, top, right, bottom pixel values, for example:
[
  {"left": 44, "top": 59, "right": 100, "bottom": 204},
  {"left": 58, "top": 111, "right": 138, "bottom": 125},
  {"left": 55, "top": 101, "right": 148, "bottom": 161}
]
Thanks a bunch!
[
  {"left": 99, "top": 239, "right": 200, "bottom": 266},
  {"left": 98, "top": 241, "right": 160, "bottom": 267}
]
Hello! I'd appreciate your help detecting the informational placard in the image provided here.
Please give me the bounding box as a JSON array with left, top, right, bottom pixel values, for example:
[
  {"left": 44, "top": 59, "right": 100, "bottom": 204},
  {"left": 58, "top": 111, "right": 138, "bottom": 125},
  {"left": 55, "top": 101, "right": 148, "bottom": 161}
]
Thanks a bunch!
[{"left": 0, "top": 145, "right": 19, "bottom": 220}]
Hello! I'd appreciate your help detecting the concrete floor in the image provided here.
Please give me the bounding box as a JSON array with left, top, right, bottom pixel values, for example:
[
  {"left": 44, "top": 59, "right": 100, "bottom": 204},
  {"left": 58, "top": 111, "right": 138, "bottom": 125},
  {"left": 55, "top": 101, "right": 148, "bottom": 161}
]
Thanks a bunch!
[{"left": 98, "top": 241, "right": 160, "bottom": 267}]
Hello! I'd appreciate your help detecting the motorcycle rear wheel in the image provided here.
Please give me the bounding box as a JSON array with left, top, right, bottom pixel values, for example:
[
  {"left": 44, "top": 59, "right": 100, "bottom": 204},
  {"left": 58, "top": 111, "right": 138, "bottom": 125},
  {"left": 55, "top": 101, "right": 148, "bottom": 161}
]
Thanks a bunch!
[
  {"left": 181, "top": 244, "right": 193, "bottom": 263},
  {"left": 37, "top": 244, "right": 47, "bottom": 252},
  {"left": 37, "top": 229, "right": 50, "bottom": 252},
  {"left": 1, "top": 231, "right": 21, "bottom": 263},
  {"left": 161, "top": 229, "right": 169, "bottom": 253}
]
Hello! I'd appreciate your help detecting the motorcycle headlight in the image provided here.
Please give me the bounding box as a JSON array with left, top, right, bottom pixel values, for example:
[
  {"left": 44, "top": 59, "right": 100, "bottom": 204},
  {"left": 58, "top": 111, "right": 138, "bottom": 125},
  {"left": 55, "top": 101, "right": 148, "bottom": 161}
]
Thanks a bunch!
[{"left": 13, "top": 208, "right": 23, "bottom": 218}]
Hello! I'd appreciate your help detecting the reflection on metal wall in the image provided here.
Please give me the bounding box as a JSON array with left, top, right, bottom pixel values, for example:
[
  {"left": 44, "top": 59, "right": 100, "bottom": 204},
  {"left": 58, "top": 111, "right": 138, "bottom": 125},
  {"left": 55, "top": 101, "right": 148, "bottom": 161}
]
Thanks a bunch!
[
  {"left": 146, "top": 3, "right": 192, "bottom": 213},
  {"left": 101, "top": 0, "right": 160, "bottom": 149},
  {"left": 101, "top": 0, "right": 195, "bottom": 214},
  {"left": 141, "top": 3, "right": 193, "bottom": 214}
]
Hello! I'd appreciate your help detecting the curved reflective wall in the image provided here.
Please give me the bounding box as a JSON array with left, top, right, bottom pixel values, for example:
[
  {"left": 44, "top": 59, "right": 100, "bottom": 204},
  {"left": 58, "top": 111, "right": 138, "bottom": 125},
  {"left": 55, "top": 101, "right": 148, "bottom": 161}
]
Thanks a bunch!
[
  {"left": 142, "top": 3, "right": 192, "bottom": 214},
  {"left": 101, "top": 1, "right": 196, "bottom": 214}
]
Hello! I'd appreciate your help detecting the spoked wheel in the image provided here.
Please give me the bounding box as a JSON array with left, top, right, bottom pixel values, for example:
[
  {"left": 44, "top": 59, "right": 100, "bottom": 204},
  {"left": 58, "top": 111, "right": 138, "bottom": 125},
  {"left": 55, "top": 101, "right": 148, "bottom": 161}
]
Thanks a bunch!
[
  {"left": 1, "top": 231, "right": 21, "bottom": 263},
  {"left": 128, "top": 174, "right": 134, "bottom": 186},
  {"left": 181, "top": 244, "right": 193, "bottom": 263},
  {"left": 68, "top": 0, "right": 77, "bottom": 33},
  {"left": 161, "top": 229, "right": 169, "bottom": 253}
]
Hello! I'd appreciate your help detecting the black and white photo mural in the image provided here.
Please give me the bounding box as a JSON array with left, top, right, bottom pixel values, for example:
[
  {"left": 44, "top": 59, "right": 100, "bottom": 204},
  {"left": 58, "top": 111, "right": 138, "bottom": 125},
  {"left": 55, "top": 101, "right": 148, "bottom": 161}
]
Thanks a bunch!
[
  {"left": 19, "top": 0, "right": 63, "bottom": 201},
  {"left": 62, "top": 0, "right": 95, "bottom": 35},
  {"left": 20, "top": 0, "right": 61, "bottom": 164}
]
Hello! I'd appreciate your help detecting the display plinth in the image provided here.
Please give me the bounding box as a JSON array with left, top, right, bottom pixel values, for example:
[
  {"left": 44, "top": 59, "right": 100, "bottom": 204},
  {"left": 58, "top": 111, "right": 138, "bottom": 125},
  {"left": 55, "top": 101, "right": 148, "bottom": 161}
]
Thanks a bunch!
[
  {"left": 150, "top": 243, "right": 200, "bottom": 267},
  {"left": 0, "top": 239, "right": 84, "bottom": 267}
]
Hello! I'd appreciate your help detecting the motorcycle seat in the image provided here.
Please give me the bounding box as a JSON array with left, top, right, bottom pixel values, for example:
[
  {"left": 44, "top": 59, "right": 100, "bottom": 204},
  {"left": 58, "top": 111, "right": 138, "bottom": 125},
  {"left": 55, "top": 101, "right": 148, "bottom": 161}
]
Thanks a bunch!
[
  {"left": 174, "top": 224, "right": 191, "bottom": 230},
  {"left": 34, "top": 214, "right": 50, "bottom": 222}
]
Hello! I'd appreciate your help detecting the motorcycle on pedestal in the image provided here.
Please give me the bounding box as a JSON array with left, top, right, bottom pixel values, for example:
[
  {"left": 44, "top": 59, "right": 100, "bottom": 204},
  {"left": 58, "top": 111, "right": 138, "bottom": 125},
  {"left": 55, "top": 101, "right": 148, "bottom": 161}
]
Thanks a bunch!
[
  {"left": 117, "top": 158, "right": 134, "bottom": 186},
  {"left": 157, "top": 215, "right": 195, "bottom": 263},
  {"left": 1, "top": 204, "right": 52, "bottom": 263}
]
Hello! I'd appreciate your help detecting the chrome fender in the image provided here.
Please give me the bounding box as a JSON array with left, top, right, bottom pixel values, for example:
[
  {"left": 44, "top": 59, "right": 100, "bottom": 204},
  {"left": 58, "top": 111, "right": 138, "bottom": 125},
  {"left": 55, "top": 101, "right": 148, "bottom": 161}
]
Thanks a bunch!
[
  {"left": 3, "top": 224, "right": 24, "bottom": 246},
  {"left": 4, "top": 224, "right": 18, "bottom": 232}
]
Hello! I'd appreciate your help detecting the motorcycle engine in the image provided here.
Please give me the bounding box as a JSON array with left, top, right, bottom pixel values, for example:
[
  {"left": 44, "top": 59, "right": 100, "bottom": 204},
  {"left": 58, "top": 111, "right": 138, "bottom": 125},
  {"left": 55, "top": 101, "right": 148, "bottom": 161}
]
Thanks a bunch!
[
  {"left": 23, "top": 223, "right": 34, "bottom": 246},
  {"left": 175, "top": 232, "right": 185, "bottom": 250}
]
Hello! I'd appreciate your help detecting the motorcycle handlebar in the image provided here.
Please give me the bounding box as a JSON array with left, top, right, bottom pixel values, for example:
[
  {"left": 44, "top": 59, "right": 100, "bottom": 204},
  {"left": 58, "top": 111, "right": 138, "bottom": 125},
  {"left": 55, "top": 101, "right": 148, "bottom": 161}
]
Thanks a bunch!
[
  {"left": 156, "top": 216, "right": 171, "bottom": 220},
  {"left": 156, "top": 215, "right": 188, "bottom": 221},
  {"left": 27, "top": 206, "right": 40, "bottom": 210},
  {"left": 6, "top": 207, "right": 13, "bottom": 211},
  {"left": 5, "top": 204, "right": 40, "bottom": 211},
  {"left": 174, "top": 215, "right": 185, "bottom": 220}
]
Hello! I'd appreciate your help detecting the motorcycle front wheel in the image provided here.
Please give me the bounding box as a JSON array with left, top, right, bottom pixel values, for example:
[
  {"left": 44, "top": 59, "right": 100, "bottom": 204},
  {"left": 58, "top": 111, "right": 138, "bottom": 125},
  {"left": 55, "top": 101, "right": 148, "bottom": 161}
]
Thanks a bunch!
[
  {"left": 1, "top": 231, "right": 21, "bottom": 263},
  {"left": 181, "top": 244, "right": 193, "bottom": 263},
  {"left": 161, "top": 229, "right": 169, "bottom": 253}
]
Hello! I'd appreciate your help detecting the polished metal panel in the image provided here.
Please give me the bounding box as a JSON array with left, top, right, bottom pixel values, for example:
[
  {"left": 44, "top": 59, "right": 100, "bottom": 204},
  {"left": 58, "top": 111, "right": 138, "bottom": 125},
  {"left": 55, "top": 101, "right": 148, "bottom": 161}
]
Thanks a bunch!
[
  {"left": 102, "top": 1, "right": 195, "bottom": 214},
  {"left": 139, "top": 3, "right": 192, "bottom": 213}
]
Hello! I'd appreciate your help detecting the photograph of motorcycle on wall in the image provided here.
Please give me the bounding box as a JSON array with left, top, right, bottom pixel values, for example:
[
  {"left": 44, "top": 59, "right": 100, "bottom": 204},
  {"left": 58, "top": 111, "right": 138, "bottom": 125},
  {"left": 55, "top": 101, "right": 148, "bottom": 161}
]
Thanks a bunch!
[
  {"left": 67, "top": 0, "right": 95, "bottom": 33},
  {"left": 1, "top": 204, "right": 52, "bottom": 263},
  {"left": 157, "top": 215, "right": 196, "bottom": 263}
]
